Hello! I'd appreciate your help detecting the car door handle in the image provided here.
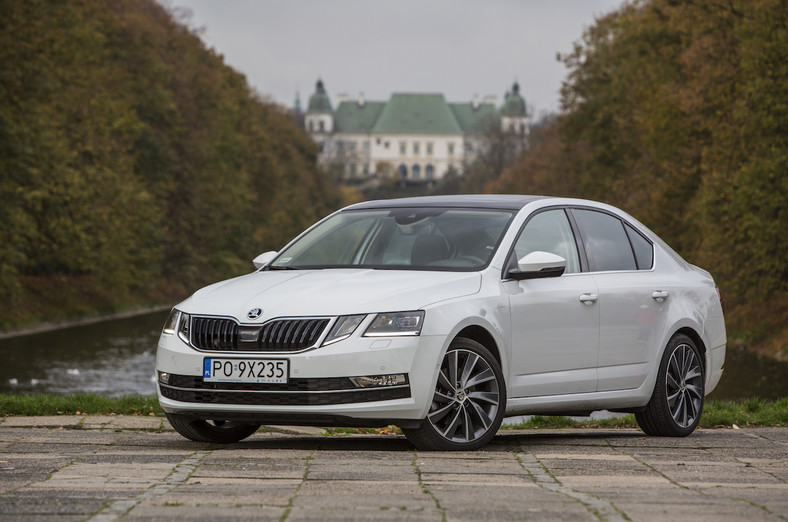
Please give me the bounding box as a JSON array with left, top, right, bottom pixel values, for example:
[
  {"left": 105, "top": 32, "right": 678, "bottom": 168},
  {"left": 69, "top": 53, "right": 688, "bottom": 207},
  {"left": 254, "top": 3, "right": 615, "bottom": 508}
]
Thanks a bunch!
[
  {"left": 652, "top": 290, "right": 669, "bottom": 302},
  {"left": 579, "top": 293, "right": 598, "bottom": 305}
]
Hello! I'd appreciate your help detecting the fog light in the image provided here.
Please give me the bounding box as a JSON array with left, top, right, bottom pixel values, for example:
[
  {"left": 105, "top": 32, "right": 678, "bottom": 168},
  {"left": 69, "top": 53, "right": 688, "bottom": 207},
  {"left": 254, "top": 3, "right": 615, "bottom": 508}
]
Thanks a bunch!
[
  {"left": 350, "top": 374, "right": 407, "bottom": 388},
  {"left": 158, "top": 371, "right": 170, "bottom": 384}
]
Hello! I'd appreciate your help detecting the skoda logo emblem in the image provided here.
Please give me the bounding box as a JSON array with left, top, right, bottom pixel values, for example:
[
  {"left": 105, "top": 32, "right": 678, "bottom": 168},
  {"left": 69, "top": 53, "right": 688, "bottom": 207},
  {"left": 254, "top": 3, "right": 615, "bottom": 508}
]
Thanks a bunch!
[{"left": 247, "top": 308, "right": 263, "bottom": 320}]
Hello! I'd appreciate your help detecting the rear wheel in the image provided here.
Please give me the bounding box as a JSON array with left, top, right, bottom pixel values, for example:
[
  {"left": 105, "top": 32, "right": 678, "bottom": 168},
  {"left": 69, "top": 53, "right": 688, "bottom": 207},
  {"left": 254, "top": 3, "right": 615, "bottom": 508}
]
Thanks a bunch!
[
  {"left": 636, "top": 334, "right": 704, "bottom": 437},
  {"left": 166, "top": 413, "right": 261, "bottom": 443},
  {"left": 403, "top": 337, "right": 505, "bottom": 451}
]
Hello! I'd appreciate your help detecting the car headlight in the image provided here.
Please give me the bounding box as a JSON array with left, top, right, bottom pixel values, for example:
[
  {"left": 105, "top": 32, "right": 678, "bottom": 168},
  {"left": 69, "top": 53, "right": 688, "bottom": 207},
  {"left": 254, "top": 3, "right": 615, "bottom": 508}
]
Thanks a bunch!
[
  {"left": 323, "top": 314, "right": 366, "bottom": 345},
  {"left": 363, "top": 311, "right": 424, "bottom": 337},
  {"left": 177, "top": 312, "right": 191, "bottom": 344},
  {"left": 162, "top": 309, "right": 179, "bottom": 335}
]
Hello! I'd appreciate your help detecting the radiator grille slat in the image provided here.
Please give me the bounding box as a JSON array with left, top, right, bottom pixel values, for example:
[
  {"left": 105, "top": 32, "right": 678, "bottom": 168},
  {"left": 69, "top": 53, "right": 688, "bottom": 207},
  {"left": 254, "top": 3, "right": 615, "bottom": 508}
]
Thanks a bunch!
[{"left": 190, "top": 317, "right": 328, "bottom": 352}]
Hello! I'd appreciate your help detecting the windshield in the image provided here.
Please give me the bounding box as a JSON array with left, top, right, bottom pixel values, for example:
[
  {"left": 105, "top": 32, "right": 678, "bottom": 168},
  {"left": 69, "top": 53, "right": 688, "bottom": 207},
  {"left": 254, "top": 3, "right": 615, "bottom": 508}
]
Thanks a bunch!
[{"left": 270, "top": 208, "right": 515, "bottom": 271}]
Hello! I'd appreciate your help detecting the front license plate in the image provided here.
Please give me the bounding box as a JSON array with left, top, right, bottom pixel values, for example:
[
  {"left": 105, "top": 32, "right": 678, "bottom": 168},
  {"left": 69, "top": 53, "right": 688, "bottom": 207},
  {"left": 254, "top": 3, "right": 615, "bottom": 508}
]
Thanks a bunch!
[{"left": 203, "top": 358, "right": 288, "bottom": 384}]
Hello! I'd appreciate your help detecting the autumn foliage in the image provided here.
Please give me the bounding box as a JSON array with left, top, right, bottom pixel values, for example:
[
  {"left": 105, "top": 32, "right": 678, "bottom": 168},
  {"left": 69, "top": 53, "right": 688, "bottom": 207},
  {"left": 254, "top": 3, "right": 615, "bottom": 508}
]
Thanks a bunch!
[
  {"left": 490, "top": 0, "right": 788, "bottom": 352},
  {"left": 0, "top": 0, "right": 342, "bottom": 329}
]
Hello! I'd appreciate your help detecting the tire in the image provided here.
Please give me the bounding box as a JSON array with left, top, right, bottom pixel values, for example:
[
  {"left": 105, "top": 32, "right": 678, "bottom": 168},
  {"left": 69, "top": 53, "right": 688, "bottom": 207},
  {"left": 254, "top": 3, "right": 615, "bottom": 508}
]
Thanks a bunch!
[
  {"left": 403, "top": 337, "right": 506, "bottom": 451},
  {"left": 636, "top": 334, "right": 704, "bottom": 437},
  {"left": 166, "top": 413, "right": 261, "bottom": 443}
]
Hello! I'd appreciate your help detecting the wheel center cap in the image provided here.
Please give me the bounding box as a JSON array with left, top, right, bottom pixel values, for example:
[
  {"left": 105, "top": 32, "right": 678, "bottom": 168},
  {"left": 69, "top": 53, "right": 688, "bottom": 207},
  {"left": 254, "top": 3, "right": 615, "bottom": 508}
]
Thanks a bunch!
[{"left": 455, "top": 390, "right": 467, "bottom": 403}]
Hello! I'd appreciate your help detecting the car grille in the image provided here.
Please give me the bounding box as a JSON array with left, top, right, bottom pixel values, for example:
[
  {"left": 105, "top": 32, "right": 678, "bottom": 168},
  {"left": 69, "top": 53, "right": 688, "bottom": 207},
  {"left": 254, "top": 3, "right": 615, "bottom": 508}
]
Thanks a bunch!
[
  {"left": 190, "top": 317, "right": 329, "bottom": 352},
  {"left": 159, "top": 374, "right": 411, "bottom": 406}
]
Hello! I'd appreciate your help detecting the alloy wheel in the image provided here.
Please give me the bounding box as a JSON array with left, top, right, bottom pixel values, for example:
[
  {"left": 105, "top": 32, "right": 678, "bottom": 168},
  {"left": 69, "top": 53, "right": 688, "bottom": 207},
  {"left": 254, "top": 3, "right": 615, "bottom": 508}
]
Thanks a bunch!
[
  {"left": 665, "top": 343, "right": 703, "bottom": 429},
  {"left": 427, "top": 348, "right": 501, "bottom": 444}
]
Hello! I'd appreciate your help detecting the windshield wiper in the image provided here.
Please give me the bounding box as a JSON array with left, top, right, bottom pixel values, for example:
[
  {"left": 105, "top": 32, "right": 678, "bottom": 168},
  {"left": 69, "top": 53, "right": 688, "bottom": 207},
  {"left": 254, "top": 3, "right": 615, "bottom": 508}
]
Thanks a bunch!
[{"left": 268, "top": 265, "right": 299, "bottom": 270}]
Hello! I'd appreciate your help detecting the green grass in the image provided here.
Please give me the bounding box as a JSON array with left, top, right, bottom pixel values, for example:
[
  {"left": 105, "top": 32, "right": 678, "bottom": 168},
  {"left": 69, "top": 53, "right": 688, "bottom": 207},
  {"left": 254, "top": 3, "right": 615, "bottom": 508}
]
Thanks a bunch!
[
  {"left": 0, "top": 393, "right": 162, "bottom": 416},
  {"left": 1, "top": 395, "right": 786, "bottom": 432},
  {"left": 502, "top": 398, "right": 788, "bottom": 430}
]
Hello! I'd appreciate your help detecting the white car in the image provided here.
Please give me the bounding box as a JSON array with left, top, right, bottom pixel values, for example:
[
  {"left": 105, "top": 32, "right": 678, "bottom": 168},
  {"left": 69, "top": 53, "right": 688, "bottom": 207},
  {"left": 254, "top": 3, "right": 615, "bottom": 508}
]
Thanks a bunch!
[{"left": 156, "top": 195, "right": 726, "bottom": 450}]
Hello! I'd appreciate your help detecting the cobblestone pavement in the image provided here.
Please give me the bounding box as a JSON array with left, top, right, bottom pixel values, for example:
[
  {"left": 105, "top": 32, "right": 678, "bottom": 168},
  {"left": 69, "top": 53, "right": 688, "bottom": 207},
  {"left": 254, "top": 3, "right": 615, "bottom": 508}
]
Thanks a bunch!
[{"left": 0, "top": 417, "right": 786, "bottom": 521}]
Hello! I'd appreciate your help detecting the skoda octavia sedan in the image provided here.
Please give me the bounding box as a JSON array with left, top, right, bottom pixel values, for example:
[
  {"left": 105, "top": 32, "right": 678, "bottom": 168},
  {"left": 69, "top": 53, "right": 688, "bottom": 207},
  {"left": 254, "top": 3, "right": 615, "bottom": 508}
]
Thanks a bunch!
[{"left": 156, "top": 195, "right": 726, "bottom": 450}]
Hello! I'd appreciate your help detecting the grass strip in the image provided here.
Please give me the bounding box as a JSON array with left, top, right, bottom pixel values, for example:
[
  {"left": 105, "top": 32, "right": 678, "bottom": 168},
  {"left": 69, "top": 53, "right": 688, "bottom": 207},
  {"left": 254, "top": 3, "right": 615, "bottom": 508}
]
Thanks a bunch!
[
  {"left": 1, "top": 395, "right": 786, "bottom": 431},
  {"left": 0, "top": 393, "right": 162, "bottom": 416},
  {"left": 503, "top": 397, "right": 788, "bottom": 430}
]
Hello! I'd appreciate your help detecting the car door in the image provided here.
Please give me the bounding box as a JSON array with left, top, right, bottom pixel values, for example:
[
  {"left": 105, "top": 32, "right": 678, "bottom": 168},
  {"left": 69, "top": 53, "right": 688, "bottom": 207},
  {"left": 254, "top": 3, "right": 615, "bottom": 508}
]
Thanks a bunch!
[
  {"left": 570, "top": 208, "right": 667, "bottom": 392},
  {"left": 505, "top": 208, "right": 600, "bottom": 398}
]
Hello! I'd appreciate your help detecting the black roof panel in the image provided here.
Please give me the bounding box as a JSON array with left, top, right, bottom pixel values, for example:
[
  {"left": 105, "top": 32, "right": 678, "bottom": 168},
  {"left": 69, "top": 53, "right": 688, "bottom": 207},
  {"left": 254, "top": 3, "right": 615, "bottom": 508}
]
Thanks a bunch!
[{"left": 346, "top": 195, "right": 547, "bottom": 211}]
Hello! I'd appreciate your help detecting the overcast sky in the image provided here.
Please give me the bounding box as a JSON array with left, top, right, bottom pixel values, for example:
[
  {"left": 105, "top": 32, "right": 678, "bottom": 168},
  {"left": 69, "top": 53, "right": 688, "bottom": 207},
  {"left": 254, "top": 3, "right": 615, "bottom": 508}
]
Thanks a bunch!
[{"left": 165, "top": 0, "right": 624, "bottom": 118}]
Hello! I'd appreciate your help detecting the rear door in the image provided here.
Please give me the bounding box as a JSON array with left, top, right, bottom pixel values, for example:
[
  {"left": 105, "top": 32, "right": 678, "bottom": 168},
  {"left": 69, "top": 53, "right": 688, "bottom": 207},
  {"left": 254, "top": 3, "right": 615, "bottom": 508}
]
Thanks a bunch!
[{"left": 569, "top": 208, "right": 667, "bottom": 391}]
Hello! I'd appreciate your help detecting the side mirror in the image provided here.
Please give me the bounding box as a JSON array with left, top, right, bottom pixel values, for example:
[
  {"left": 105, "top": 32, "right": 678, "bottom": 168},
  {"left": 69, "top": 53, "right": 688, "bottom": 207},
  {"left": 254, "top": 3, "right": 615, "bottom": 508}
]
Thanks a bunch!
[
  {"left": 252, "top": 251, "right": 278, "bottom": 269},
  {"left": 508, "top": 251, "right": 566, "bottom": 280}
]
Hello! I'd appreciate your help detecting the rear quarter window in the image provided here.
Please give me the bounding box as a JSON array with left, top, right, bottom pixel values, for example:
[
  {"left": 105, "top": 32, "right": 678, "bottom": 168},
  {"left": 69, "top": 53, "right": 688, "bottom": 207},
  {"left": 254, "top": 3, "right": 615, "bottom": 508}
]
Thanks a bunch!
[
  {"left": 572, "top": 209, "right": 637, "bottom": 272},
  {"left": 625, "top": 223, "right": 654, "bottom": 270}
]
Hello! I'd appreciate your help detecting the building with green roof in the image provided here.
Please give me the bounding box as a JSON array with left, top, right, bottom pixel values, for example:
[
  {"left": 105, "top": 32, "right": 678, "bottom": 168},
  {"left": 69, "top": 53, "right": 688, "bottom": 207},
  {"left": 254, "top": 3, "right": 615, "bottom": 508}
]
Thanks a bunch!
[{"left": 303, "top": 79, "right": 528, "bottom": 182}]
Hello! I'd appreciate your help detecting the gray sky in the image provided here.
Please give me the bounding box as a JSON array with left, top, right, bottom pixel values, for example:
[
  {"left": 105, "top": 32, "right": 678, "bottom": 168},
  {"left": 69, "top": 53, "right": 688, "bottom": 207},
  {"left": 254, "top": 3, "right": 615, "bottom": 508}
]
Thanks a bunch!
[{"left": 166, "top": 0, "right": 624, "bottom": 118}]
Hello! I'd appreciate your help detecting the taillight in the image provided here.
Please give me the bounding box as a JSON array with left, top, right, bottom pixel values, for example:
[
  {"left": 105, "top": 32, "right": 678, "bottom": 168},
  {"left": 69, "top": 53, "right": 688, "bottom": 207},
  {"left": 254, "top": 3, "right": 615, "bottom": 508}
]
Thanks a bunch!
[{"left": 715, "top": 286, "right": 724, "bottom": 313}]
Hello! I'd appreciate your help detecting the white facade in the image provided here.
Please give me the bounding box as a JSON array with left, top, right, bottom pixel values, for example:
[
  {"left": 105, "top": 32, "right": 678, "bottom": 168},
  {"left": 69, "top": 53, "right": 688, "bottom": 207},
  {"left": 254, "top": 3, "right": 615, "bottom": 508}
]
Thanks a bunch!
[{"left": 301, "top": 81, "right": 529, "bottom": 182}]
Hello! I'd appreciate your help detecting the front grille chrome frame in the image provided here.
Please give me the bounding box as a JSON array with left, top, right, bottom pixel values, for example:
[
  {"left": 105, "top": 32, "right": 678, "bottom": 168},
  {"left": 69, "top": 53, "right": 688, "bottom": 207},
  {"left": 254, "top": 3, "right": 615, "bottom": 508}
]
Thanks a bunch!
[{"left": 187, "top": 315, "right": 333, "bottom": 354}]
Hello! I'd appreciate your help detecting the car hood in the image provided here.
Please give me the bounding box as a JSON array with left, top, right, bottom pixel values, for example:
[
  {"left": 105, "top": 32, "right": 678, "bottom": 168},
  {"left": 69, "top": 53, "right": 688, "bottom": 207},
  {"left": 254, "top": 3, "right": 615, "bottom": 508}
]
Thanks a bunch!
[{"left": 177, "top": 269, "right": 482, "bottom": 322}]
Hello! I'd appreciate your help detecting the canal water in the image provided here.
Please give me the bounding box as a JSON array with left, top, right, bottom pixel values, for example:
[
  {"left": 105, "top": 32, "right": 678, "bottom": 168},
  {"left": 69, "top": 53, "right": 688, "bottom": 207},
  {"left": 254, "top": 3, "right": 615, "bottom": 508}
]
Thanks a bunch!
[{"left": 0, "top": 310, "right": 786, "bottom": 401}]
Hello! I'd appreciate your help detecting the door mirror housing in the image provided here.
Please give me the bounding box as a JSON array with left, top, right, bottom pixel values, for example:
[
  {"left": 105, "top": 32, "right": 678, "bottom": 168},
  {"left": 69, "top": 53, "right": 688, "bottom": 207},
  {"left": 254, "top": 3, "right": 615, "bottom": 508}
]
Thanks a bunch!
[
  {"left": 508, "top": 251, "right": 566, "bottom": 280},
  {"left": 252, "top": 251, "right": 278, "bottom": 269}
]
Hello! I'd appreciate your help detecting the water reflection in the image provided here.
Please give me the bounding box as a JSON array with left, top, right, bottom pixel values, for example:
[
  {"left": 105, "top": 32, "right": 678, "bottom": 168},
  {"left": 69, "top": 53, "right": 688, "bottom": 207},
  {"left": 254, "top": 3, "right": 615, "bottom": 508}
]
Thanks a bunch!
[
  {"left": 0, "top": 311, "right": 168, "bottom": 397},
  {"left": 708, "top": 347, "right": 788, "bottom": 401},
  {"left": 0, "top": 311, "right": 786, "bottom": 401}
]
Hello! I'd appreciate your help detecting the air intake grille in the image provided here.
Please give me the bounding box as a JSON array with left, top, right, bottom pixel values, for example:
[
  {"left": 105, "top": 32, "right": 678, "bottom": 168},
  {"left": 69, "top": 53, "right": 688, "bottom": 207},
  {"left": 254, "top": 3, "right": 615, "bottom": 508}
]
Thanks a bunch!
[
  {"left": 190, "top": 317, "right": 329, "bottom": 352},
  {"left": 191, "top": 317, "right": 238, "bottom": 351},
  {"left": 259, "top": 318, "right": 328, "bottom": 351}
]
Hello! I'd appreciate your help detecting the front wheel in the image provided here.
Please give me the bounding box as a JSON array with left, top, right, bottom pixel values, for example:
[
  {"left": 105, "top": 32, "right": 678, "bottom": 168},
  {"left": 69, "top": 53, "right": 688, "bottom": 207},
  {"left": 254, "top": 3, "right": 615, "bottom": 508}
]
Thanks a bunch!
[
  {"left": 403, "top": 337, "right": 505, "bottom": 451},
  {"left": 636, "top": 334, "right": 705, "bottom": 437},
  {"left": 166, "top": 413, "right": 261, "bottom": 443}
]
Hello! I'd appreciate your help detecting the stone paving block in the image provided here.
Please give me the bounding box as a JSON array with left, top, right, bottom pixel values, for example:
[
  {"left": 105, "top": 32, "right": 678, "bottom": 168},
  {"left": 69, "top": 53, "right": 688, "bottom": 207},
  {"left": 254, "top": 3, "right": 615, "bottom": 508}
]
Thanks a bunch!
[
  {"left": 426, "top": 481, "right": 556, "bottom": 503},
  {"left": 191, "top": 460, "right": 305, "bottom": 480},
  {"left": 125, "top": 503, "right": 285, "bottom": 521},
  {"left": 293, "top": 479, "right": 434, "bottom": 513},
  {"left": 413, "top": 456, "right": 525, "bottom": 475},
  {"left": 82, "top": 415, "right": 164, "bottom": 430},
  {"left": 0, "top": 496, "right": 107, "bottom": 516},
  {"left": 204, "top": 447, "right": 313, "bottom": 460},
  {"left": 615, "top": 499, "right": 785, "bottom": 522},
  {"left": 558, "top": 473, "right": 674, "bottom": 489},
  {"left": 443, "top": 505, "right": 596, "bottom": 522},
  {"left": 0, "top": 515, "right": 85, "bottom": 522},
  {"left": 160, "top": 483, "right": 298, "bottom": 506},
  {"left": 2, "top": 417, "right": 83, "bottom": 428},
  {"left": 311, "top": 450, "right": 415, "bottom": 463},
  {"left": 2, "top": 442, "right": 95, "bottom": 455},
  {"left": 420, "top": 472, "right": 533, "bottom": 484},
  {"left": 308, "top": 463, "right": 416, "bottom": 481},
  {"left": 48, "top": 461, "right": 176, "bottom": 482},
  {"left": 79, "top": 452, "right": 187, "bottom": 464},
  {"left": 21, "top": 430, "right": 127, "bottom": 445},
  {"left": 287, "top": 506, "right": 441, "bottom": 521}
]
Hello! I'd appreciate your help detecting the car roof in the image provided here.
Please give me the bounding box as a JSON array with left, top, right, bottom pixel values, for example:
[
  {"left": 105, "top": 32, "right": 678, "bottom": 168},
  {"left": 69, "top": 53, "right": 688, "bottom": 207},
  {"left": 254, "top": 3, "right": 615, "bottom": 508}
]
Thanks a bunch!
[{"left": 345, "top": 194, "right": 548, "bottom": 211}]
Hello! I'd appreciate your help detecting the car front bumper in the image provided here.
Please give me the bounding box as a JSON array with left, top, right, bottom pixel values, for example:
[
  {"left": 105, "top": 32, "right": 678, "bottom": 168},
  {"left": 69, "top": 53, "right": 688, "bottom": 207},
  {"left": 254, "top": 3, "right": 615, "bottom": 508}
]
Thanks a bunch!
[{"left": 155, "top": 330, "right": 445, "bottom": 424}]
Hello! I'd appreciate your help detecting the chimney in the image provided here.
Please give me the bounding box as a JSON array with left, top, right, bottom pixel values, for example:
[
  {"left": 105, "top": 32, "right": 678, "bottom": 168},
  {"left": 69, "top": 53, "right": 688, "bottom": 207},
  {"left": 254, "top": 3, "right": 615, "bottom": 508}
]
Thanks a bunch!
[
  {"left": 337, "top": 93, "right": 349, "bottom": 103},
  {"left": 472, "top": 94, "right": 479, "bottom": 110},
  {"left": 358, "top": 92, "right": 365, "bottom": 107},
  {"left": 483, "top": 95, "right": 496, "bottom": 105}
]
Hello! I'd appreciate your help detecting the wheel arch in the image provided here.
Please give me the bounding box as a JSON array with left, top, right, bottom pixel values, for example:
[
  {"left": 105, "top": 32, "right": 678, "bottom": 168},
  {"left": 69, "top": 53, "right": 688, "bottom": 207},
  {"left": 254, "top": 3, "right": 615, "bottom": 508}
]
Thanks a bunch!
[
  {"left": 454, "top": 324, "right": 502, "bottom": 367},
  {"left": 673, "top": 326, "right": 707, "bottom": 374}
]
